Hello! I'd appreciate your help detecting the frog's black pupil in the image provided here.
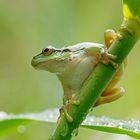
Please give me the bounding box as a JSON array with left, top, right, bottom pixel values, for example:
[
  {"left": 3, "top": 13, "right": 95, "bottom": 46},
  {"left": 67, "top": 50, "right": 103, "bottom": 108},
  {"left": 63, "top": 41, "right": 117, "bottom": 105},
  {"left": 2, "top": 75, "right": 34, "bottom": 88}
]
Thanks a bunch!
[{"left": 44, "top": 48, "right": 49, "bottom": 52}]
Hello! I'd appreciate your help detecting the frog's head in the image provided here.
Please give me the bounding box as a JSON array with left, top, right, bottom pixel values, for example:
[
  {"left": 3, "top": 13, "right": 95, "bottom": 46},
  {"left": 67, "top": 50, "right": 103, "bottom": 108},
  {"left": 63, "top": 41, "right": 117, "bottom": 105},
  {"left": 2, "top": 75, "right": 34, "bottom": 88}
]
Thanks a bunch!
[{"left": 31, "top": 46, "right": 70, "bottom": 74}]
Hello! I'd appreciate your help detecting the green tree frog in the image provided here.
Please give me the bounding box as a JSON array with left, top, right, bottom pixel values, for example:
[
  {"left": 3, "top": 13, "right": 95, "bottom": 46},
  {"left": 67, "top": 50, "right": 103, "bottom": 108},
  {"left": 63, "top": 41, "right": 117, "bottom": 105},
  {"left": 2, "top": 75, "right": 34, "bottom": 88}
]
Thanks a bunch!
[{"left": 31, "top": 30, "right": 126, "bottom": 122}]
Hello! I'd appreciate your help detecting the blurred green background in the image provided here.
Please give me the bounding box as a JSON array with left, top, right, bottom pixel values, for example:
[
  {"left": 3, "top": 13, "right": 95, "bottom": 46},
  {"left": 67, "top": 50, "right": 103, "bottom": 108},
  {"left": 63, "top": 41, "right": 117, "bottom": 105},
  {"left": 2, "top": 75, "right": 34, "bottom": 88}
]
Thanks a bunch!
[{"left": 0, "top": 0, "right": 140, "bottom": 140}]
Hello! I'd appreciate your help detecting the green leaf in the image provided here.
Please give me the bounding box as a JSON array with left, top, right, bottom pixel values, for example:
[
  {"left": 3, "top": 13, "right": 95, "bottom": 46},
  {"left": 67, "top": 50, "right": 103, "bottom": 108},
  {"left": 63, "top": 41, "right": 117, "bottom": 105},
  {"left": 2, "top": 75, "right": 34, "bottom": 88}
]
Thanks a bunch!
[
  {"left": 0, "top": 109, "right": 140, "bottom": 139},
  {"left": 123, "top": 0, "right": 140, "bottom": 22},
  {"left": 82, "top": 116, "right": 140, "bottom": 139}
]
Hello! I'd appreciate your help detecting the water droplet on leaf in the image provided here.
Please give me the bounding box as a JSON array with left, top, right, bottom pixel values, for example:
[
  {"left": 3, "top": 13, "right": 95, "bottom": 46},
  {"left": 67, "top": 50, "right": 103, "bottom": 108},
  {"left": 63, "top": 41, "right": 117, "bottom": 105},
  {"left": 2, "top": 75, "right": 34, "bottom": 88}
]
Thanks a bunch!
[
  {"left": 71, "top": 128, "right": 78, "bottom": 137},
  {"left": 17, "top": 125, "right": 26, "bottom": 134},
  {"left": 60, "top": 124, "right": 69, "bottom": 137}
]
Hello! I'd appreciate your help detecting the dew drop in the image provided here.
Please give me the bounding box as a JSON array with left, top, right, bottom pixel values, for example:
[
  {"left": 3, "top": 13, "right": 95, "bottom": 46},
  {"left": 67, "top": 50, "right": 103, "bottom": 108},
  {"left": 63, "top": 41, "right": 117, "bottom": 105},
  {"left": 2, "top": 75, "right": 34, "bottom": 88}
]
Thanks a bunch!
[
  {"left": 17, "top": 125, "right": 26, "bottom": 134},
  {"left": 0, "top": 111, "right": 8, "bottom": 120},
  {"left": 60, "top": 124, "right": 69, "bottom": 137},
  {"left": 71, "top": 128, "right": 78, "bottom": 137},
  {"left": 88, "top": 107, "right": 93, "bottom": 113}
]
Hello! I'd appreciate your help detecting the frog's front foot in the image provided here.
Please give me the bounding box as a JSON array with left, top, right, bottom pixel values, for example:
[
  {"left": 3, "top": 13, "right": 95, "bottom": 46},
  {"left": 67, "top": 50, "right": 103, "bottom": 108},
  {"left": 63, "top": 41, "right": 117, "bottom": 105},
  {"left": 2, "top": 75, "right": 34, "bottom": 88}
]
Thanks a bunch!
[
  {"left": 100, "top": 52, "right": 118, "bottom": 69},
  {"left": 58, "top": 99, "right": 80, "bottom": 123}
]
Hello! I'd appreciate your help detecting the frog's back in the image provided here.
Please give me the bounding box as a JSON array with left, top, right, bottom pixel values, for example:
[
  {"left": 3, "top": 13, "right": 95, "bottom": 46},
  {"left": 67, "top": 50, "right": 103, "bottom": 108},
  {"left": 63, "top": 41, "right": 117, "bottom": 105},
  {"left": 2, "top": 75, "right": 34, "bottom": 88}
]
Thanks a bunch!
[{"left": 63, "top": 42, "right": 104, "bottom": 52}]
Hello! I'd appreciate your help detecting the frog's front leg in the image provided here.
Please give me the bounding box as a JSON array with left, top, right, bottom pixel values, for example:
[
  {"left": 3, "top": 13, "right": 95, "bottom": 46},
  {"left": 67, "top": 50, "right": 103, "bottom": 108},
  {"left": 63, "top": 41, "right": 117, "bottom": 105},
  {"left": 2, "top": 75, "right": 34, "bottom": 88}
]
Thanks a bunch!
[
  {"left": 100, "top": 51, "right": 118, "bottom": 69},
  {"left": 85, "top": 47, "right": 118, "bottom": 69}
]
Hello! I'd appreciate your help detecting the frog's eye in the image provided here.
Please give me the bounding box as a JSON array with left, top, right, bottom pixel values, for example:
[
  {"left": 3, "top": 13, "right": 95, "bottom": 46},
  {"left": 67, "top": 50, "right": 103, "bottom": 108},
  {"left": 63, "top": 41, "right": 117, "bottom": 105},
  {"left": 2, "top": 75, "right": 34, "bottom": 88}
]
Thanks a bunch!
[{"left": 42, "top": 48, "right": 53, "bottom": 56}]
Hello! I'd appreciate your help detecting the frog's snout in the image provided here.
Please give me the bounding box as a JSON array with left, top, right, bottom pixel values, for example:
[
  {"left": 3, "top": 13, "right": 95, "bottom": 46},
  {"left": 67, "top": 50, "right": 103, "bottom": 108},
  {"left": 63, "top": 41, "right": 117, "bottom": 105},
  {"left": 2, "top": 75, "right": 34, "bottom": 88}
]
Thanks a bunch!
[{"left": 31, "top": 57, "right": 36, "bottom": 67}]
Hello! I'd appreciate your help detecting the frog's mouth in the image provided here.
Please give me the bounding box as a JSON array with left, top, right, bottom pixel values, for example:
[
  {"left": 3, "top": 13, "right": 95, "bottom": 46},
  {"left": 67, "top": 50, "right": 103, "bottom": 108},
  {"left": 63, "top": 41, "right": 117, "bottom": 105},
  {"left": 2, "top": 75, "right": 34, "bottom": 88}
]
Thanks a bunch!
[
  {"left": 31, "top": 56, "right": 69, "bottom": 74},
  {"left": 31, "top": 59, "right": 47, "bottom": 69}
]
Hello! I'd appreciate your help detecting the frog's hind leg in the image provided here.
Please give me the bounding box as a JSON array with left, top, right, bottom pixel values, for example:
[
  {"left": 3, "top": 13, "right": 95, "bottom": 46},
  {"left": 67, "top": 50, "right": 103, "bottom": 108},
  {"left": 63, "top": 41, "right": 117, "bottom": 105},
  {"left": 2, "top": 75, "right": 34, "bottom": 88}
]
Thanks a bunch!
[
  {"left": 58, "top": 100, "right": 80, "bottom": 123},
  {"left": 94, "top": 87, "right": 125, "bottom": 106},
  {"left": 93, "top": 29, "right": 126, "bottom": 107},
  {"left": 58, "top": 91, "right": 80, "bottom": 123},
  {"left": 94, "top": 64, "right": 125, "bottom": 107},
  {"left": 58, "top": 99, "right": 80, "bottom": 123},
  {"left": 58, "top": 106, "right": 73, "bottom": 123}
]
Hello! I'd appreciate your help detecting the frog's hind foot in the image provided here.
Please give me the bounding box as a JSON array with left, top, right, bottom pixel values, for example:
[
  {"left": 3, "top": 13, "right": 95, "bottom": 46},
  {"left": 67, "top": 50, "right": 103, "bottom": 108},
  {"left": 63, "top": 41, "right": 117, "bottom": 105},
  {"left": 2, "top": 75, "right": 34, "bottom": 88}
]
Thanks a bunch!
[
  {"left": 58, "top": 106, "right": 73, "bottom": 123},
  {"left": 100, "top": 52, "right": 118, "bottom": 69},
  {"left": 58, "top": 99, "right": 80, "bottom": 123},
  {"left": 104, "top": 29, "right": 116, "bottom": 47},
  {"left": 104, "top": 29, "right": 121, "bottom": 48}
]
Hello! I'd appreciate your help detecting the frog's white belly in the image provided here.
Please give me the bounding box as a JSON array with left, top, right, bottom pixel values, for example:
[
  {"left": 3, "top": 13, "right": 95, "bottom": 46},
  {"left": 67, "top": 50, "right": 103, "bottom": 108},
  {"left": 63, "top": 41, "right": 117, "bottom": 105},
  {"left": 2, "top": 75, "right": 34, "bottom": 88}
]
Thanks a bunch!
[{"left": 58, "top": 52, "right": 98, "bottom": 92}]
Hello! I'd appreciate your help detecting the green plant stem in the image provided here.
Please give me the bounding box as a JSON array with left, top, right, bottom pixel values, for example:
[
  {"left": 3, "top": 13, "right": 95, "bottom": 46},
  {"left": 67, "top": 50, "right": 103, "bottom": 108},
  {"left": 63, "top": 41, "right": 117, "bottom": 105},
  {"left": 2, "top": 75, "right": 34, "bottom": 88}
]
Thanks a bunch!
[{"left": 49, "top": 19, "right": 140, "bottom": 140}]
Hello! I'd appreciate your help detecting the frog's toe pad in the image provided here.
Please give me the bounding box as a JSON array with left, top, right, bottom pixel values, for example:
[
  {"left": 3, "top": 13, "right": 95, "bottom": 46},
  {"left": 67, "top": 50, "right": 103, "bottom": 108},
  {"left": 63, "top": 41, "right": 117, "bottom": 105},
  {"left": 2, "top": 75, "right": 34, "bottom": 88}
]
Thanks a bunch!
[
  {"left": 59, "top": 106, "right": 74, "bottom": 123},
  {"left": 69, "top": 99, "right": 80, "bottom": 105}
]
